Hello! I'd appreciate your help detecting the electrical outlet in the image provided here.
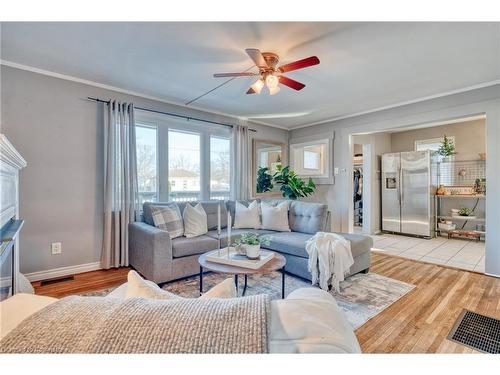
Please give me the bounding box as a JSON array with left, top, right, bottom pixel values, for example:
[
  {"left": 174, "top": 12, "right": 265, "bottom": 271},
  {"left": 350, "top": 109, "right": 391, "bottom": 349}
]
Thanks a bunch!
[{"left": 51, "top": 242, "right": 62, "bottom": 255}]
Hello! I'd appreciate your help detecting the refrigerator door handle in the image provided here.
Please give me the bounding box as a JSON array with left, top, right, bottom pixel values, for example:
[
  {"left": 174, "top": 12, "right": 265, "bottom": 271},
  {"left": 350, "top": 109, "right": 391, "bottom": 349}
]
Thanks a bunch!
[{"left": 400, "top": 167, "right": 404, "bottom": 206}]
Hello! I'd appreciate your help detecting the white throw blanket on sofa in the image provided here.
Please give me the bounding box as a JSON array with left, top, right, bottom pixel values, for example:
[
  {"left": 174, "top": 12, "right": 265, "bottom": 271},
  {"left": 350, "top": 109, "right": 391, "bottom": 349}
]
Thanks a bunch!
[{"left": 305, "top": 232, "right": 354, "bottom": 292}]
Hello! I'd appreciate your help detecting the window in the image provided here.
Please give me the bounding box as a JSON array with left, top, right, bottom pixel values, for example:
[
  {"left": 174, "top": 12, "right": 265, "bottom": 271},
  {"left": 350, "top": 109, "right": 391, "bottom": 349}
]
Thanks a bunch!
[
  {"left": 210, "top": 136, "right": 230, "bottom": 200},
  {"left": 303, "top": 148, "right": 320, "bottom": 170},
  {"left": 415, "top": 136, "right": 455, "bottom": 186},
  {"left": 136, "top": 124, "right": 158, "bottom": 203},
  {"left": 415, "top": 136, "right": 455, "bottom": 152},
  {"left": 168, "top": 130, "right": 201, "bottom": 201},
  {"left": 135, "top": 110, "right": 232, "bottom": 203}
]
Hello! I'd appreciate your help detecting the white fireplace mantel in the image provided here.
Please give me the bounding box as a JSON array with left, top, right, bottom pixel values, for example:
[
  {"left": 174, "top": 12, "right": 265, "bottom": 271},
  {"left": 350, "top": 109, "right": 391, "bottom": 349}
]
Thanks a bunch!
[{"left": 1, "top": 134, "right": 27, "bottom": 295}]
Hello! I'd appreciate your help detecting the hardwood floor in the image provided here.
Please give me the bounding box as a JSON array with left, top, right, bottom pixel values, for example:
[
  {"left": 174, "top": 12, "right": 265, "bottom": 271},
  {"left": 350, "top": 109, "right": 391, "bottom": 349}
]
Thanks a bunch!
[
  {"left": 32, "top": 267, "right": 130, "bottom": 298},
  {"left": 356, "top": 253, "right": 499, "bottom": 353},
  {"left": 32, "top": 253, "right": 500, "bottom": 353}
]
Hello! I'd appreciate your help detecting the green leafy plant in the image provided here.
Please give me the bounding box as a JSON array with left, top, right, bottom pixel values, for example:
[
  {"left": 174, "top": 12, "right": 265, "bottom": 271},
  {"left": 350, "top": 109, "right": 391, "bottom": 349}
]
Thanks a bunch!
[
  {"left": 437, "top": 135, "right": 456, "bottom": 157},
  {"left": 272, "top": 165, "right": 316, "bottom": 200},
  {"left": 256, "top": 167, "right": 273, "bottom": 193},
  {"left": 458, "top": 207, "right": 473, "bottom": 217},
  {"left": 232, "top": 233, "right": 272, "bottom": 247}
]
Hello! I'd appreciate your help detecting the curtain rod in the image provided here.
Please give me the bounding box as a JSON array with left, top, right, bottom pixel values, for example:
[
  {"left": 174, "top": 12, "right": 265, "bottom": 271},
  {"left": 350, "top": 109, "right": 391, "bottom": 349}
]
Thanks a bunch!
[{"left": 86, "top": 97, "right": 257, "bottom": 132}]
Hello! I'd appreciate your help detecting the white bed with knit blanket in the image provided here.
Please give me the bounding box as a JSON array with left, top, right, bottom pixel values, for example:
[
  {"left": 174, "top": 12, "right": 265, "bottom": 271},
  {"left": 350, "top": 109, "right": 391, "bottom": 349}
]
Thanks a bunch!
[{"left": 0, "top": 271, "right": 361, "bottom": 354}]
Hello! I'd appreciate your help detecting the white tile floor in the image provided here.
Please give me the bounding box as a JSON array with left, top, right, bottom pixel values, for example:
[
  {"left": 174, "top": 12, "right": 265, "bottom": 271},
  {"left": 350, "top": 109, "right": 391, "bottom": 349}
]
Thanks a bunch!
[{"left": 370, "top": 233, "right": 485, "bottom": 273}]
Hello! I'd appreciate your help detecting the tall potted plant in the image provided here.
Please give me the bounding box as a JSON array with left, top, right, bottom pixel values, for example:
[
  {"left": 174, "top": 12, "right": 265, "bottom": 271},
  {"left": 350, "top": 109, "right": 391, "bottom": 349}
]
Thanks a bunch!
[{"left": 272, "top": 165, "right": 316, "bottom": 200}]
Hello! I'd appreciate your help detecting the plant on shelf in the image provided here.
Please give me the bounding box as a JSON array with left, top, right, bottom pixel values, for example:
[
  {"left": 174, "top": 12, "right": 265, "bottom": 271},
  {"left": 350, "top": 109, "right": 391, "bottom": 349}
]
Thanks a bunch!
[
  {"left": 272, "top": 165, "right": 316, "bottom": 200},
  {"left": 458, "top": 207, "right": 474, "bottom": 217},
  {"left": 437, "top": 135, "right": 456, "bottom": 159},
  {"left": 256, "top": 167, "right": 273, "bottom": 193}
]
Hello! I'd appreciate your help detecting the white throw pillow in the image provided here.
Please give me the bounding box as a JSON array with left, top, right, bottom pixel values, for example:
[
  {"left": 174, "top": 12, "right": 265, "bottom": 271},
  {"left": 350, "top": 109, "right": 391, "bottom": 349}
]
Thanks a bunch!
[
  {"left": 233, "top": 200, "right": 261, "bottom": 229},
  {"left": 183, "top": 203, "right": 208, "bottom": 238},
  {"left": 261, "top": 201, "right": 291, "bottom": 232},
  {"left": 0, "top": 294, "right": 58, "bottom": 339},
  {"left": 125, "top": 270, "right": 236, "bottom": 299},
  {"left": 199, "top": 278, "right": 237, "bottom": 299},
  {"left": 125, "top": 270, "right": 180, "bottom": 300}
]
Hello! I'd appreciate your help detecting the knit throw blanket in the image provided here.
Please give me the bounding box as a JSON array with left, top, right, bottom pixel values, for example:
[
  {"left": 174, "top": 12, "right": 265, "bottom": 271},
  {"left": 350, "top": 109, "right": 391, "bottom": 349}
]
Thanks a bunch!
[{"left": 0, "top": 295, "right": 270, "bottom": 354}]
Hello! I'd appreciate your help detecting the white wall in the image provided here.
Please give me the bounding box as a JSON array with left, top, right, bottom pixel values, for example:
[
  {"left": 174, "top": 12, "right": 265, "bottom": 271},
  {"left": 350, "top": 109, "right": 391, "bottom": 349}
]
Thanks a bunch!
[
  {"left": 0, "top": 65, "right": 288, "bottom": 275},
  {"left": 290, "top": 84, "right": 500, "bottom": 277}
]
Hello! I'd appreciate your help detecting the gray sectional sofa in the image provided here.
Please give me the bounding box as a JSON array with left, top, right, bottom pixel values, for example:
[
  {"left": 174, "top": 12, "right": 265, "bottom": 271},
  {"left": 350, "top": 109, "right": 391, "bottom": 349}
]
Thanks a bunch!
[{"left": 129, "top": 199, "right": 372, "bottom": 284}]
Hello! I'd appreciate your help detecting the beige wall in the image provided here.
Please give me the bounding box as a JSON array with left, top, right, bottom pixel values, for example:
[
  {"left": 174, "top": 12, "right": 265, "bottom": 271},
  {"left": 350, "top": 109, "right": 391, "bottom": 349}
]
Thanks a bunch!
[{"left": 390, "top": 119, "right": 486, "bottom": 160}]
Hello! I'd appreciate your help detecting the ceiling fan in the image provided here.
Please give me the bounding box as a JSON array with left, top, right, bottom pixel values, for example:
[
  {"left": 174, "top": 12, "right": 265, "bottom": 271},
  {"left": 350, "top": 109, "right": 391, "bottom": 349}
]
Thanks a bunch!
[{"left": 213, "top": 49, "right": 320, "bottom": 95}]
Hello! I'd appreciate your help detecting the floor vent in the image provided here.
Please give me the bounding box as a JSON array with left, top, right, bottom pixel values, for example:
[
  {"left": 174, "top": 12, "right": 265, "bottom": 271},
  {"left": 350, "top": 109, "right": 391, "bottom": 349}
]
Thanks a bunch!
[
  {"left": 448, "top": 309, "right": 500, "bottom": 353},
  {"left": 40, "top": 275, "right": 75, "bottom": 286}
]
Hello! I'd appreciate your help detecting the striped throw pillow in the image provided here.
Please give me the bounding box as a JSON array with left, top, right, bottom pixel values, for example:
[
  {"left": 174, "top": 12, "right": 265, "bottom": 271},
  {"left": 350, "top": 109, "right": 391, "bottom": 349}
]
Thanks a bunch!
[{"left": 150, "top": 204, "right": 184, "bottom": 239}]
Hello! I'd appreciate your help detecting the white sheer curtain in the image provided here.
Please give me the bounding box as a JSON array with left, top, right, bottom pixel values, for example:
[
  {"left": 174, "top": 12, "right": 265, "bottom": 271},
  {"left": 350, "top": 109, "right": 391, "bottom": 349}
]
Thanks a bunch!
[
  {"left": 231, "top": 124, "right": 250, "bottom": 200},
  {"left": 101, "top": 100, "right": 139, "bottom": 269}
]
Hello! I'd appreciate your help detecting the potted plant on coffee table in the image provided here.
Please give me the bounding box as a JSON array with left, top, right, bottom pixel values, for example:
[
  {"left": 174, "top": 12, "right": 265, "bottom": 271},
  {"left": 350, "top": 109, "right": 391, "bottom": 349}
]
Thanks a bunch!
[{"left": 232, "top": 233, "right": 272, "bottom": 260}]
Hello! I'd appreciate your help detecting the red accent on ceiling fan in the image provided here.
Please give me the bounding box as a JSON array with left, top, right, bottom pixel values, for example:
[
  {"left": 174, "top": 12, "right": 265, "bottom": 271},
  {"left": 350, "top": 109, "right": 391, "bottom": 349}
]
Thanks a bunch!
[
  {"left": 279, "top": 76, "right": 305, "bottom": 91},
  {"left": 213, "top": 72, "right": 257, "bottom": 78},
  {"left": 277, "top": 56, "right": 320, "bottom": 73}
]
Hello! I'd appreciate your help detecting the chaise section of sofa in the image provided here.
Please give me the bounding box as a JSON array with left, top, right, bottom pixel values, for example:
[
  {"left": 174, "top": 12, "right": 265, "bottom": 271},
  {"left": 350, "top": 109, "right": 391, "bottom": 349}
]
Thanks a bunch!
[{"left": 129, "top": 199, "right": 372, "bottom": 284}]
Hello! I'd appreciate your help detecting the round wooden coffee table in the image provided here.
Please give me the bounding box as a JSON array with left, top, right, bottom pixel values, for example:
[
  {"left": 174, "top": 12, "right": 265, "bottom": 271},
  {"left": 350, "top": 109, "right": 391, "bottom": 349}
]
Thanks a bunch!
[{"left": 198, "top": 252, "right": 287, "bottom": 298}]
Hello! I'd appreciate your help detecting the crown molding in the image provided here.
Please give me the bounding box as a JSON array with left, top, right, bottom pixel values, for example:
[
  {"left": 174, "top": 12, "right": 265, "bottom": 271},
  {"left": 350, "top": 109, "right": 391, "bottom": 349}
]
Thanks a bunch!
[
  {"left": 288, "top": 79, "right": 500, "bottom": 131},
  {"left": 0, "top": 134, "right": 27, "bottom": 170},
  {"left": 3, "top": 59, "right": 499, "bottom": 133},
  {"left": 0, "top": 60, "right": 289, "bottom": 131}
]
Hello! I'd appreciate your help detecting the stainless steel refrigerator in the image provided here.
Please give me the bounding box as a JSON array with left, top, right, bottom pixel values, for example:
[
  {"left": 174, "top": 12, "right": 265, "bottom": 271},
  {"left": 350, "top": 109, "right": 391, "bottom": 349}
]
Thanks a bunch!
[{"left": 381, "top": 151, "right": 433, "bottom": 237}]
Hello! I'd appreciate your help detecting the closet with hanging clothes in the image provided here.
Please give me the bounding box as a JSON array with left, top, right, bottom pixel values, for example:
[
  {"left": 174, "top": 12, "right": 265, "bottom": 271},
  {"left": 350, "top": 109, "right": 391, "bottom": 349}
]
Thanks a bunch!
[{"left": 353, "top": 156, "right": 363, "bottom": 229}]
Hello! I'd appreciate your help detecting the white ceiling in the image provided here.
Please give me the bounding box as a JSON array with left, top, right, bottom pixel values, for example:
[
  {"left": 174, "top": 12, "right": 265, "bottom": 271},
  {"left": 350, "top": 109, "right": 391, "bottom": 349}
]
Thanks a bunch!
[{"left": 1, "top": 22, "right": 499, "bottom": 129}]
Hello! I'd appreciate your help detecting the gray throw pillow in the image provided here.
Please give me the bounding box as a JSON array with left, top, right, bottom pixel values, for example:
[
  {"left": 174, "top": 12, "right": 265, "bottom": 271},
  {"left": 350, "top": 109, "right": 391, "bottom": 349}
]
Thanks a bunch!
[{"left": 150, "top": 204, "right": 184, "bottom": 238}]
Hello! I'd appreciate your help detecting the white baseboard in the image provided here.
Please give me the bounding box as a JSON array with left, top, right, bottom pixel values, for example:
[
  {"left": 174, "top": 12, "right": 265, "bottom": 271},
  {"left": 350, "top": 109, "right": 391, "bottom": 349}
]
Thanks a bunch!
[{"left": 24, "top": 262, "right": 102, "bottom": 282}]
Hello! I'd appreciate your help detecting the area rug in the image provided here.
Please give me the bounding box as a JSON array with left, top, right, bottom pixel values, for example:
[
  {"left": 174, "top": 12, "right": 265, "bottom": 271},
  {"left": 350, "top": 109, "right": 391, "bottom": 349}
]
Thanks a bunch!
[{"left": 80, "top": 272, "right": 415, "bottom": 330}]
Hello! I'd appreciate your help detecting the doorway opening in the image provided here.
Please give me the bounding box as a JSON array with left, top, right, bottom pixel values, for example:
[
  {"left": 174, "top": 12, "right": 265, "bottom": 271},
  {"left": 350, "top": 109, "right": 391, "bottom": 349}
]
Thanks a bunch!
[{"left": 350, "top": 115, "right": 486, "bottom": 273}]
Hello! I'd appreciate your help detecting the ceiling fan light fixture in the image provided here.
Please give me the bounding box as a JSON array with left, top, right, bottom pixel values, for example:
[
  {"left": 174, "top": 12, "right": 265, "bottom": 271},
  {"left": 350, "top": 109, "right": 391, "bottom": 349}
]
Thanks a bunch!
[
  {"left": 268, "top": 85, "right": 281, "bottom": 95},
  {"left": 265, "top": 74, "right": 279, "bottom": 90},
  {"left": 250, "top": 79, "right": 264, "bottom": 94}
]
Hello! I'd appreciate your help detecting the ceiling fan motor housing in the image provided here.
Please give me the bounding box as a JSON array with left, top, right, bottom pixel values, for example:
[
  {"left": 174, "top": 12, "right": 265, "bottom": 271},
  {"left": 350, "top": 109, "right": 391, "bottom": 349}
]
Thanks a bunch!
[{"left": 261, "top": 52, "right": 279, "bottom": 71}]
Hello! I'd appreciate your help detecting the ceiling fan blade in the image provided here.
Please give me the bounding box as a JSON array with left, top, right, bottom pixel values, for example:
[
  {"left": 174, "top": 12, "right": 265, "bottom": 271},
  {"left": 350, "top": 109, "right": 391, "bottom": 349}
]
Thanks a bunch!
[
  {"left": 245, "top": 48, "right": 268, "bottom": 68},
  {"left": 246, "top": 87, "right": 257, "bottom": 94},
  {"left": 277, "top": 56, "right": 320, "bottom": 73},
  {"left": 213, "top": 72, "right": 257, "bottom": 78},
  {"left": 279, "top": 76, "right": 306, "bottom": 91}
]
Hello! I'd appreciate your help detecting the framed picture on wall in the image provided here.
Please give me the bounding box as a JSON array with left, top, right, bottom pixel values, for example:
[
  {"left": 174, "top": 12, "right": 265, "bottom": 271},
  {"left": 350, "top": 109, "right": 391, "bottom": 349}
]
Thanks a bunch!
[{"left": 290, "top": 138, "right": 331, "bottom": 181}]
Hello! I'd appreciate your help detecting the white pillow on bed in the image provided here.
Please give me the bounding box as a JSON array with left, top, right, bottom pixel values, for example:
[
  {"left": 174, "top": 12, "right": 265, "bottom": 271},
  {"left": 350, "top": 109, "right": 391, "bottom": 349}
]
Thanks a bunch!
[{"left": 125, "top": 270, "right": 236, "bottom": 299}]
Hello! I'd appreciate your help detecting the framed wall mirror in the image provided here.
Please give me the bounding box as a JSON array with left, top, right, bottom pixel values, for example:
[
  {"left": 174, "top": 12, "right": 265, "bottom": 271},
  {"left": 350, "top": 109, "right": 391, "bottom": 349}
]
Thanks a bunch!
[{"left": 252, "top": 139, "right": 286, "bottom": 197}]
